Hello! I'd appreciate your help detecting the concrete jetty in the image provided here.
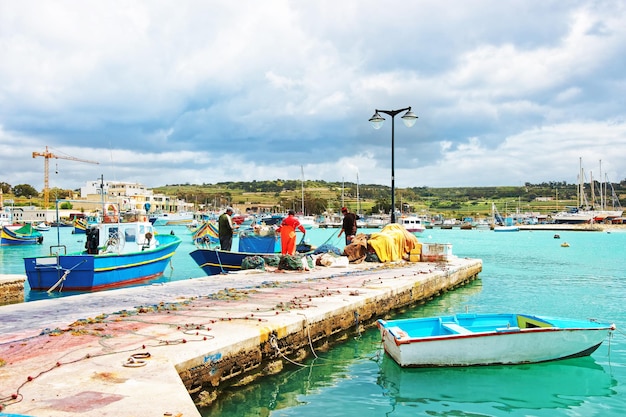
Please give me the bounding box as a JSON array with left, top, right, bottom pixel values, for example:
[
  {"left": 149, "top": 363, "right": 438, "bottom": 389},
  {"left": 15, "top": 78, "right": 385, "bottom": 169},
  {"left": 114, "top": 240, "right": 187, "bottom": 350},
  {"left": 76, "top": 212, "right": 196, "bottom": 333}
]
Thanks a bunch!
[{"left": 0, "top": 257, "right": 482, "bottom": 417}]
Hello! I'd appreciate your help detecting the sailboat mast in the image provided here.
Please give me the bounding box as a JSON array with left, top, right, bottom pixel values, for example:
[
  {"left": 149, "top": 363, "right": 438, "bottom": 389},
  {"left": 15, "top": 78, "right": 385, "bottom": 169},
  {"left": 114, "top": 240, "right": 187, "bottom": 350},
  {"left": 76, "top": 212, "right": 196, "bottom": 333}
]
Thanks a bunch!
[
  {"left": 590, "top": 171, "right": 595, "bottom": 210},
  {"left": 599, "top": 159, "right": 604, "bottom": 210},
  {"left": 341, "top": 177, "right": 345, "bottom": 208},
  {"left": 578, "top": 157, "right": 584, "bottom": 209},
  {"left": 301, "top": 165, "right": 305, "bottom": 215},
  {"left": 356, "top": 172, "right": 360, "bottom": 215}
]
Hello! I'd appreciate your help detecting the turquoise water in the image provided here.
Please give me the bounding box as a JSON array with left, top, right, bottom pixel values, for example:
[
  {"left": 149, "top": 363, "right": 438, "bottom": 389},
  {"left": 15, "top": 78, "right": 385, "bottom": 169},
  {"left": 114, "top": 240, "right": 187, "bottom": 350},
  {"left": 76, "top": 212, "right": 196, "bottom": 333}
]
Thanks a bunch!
[
  {"left": 2, "top": 226, "right": 626, "bottom": 415},
  {"left": 200, "top": 228, "right": 626, "bottom": 417},
  {"left": 0, "top": 225, "right": 352, "bottom": 300},
  {"left": 0, "top": 225, "right": 212, "bottom": 301}
]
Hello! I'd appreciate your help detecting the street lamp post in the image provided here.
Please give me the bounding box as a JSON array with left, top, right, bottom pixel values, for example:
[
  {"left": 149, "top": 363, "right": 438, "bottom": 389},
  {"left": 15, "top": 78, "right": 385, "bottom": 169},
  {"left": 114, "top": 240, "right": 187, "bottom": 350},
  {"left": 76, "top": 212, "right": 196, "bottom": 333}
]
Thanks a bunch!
[{"left": 369, "top": 107, "right": 418, "bottom": 223}]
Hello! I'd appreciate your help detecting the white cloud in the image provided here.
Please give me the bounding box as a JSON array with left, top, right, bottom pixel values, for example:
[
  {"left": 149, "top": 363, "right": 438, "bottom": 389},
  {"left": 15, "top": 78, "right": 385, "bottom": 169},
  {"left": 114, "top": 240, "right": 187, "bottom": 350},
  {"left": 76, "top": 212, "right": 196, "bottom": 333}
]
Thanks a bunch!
[{"left": 0, "top": 1, "right": 625, "bottom": 193}]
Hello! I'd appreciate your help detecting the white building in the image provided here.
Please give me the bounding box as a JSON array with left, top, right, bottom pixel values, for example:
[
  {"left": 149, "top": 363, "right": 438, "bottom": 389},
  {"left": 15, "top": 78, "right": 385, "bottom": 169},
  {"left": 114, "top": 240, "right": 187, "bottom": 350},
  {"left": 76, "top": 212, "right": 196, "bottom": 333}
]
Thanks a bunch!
[{"left": 80, "top": 180, "right": 192, "bottom": 214}]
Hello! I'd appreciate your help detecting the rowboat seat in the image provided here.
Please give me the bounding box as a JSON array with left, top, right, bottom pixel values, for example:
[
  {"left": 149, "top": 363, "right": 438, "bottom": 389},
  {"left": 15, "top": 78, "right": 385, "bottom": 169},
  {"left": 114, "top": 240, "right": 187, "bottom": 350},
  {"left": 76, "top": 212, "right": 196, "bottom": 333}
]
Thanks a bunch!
[
  {"left": 442, "top": 322, "right": 473, "bottom": 335},
  {"left": 496, "top": 326, "right": 521, "bottom": 333},
  {"left": 387, "top": 326, "right": 409, "bottom": 339}
]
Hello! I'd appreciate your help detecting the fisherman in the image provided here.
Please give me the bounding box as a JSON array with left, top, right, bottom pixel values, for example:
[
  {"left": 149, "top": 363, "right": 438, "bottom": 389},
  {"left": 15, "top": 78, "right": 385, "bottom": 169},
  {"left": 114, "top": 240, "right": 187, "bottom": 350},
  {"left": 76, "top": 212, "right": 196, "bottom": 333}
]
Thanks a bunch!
[
  {"left": 338, "top": 207, "right": 358, "bottom": 245},
  {"left": 277, "top": 210, "right": 306, "bottom": 255},
  {"left": 218, "top": 207, "right": 236, "bottom": 251}
]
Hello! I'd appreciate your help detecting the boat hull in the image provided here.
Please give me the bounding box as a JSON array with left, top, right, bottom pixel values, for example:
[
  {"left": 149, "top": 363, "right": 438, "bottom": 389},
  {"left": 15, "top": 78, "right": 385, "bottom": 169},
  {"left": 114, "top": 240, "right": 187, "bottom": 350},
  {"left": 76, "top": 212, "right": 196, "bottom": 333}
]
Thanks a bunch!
[
  {"left": 24, "top": 234, "right": 181, "bottom": 292},
  {"left": 150, "top": 212, "right": 194, "bottom": 226},
  {"left": 378, "top": 313, "right": 614, "bottom": 367},
  {"left": 1, "top": 225, "right": 43, "bottom": 245},
  {"left": 190, "top": 248, "right": 274, "bottom": 275},
  {"left": 493, "top": 225, "right": 520, "bottom": 232}
]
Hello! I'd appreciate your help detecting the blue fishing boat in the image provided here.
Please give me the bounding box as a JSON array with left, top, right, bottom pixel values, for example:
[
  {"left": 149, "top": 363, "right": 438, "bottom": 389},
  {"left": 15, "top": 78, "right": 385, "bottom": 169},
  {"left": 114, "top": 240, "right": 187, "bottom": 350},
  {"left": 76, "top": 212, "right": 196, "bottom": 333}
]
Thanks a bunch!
[
  {"left": 24, "top": 221, "right": 181, "bottom": 292},
  {"left": 378, "top": 312, "right": 615, "bottom": 367},
  {"left": 1, "top": 224, "right": 44, "bottom": 245},
  {"left": 190, "top": 229, "right": 281, "bottom": 275}
]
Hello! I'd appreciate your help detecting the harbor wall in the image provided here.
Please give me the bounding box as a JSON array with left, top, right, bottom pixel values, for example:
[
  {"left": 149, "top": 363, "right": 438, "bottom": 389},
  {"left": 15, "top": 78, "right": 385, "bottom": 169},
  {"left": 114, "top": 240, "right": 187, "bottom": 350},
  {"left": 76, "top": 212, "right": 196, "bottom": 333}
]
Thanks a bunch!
[
  {"left": 0, "top": 257, "right": 481, "bottom": 416},
  {"left": 176, "top": 259, "right": 482, "bottom": 407},
  {"left": 0, "top": 275, "right": 25, "bottom": 306}
]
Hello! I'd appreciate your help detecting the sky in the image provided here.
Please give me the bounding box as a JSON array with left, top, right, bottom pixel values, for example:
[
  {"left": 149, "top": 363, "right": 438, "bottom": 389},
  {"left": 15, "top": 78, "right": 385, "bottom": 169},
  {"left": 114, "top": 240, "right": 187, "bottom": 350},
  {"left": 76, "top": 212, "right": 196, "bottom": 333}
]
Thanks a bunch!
[{"left": 1, "top": 1, "right": 625, "bottom": 194}]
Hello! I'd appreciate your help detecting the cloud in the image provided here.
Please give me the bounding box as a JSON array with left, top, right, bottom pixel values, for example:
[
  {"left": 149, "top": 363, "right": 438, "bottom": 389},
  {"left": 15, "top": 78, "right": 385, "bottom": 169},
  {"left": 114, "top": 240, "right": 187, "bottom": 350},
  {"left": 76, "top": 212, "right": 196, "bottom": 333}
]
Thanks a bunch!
[{"left": 0, "top": 0, "right": 625, "bottom": 193}]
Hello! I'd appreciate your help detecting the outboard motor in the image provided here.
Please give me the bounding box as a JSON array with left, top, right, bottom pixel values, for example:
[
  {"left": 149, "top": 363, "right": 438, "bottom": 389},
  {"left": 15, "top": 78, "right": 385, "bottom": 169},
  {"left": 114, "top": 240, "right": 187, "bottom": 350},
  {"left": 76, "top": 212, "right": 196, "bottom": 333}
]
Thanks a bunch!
[{"left": 85, "top": 227, "right": 100, "bottom": 254}]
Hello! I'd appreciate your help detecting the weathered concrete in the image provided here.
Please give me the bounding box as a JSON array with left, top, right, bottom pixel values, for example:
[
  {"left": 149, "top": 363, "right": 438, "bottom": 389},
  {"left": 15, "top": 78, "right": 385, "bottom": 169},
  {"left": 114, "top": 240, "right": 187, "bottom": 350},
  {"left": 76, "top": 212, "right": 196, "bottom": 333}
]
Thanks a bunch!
[
  {"left": 0, "top": 257, "right": 481, "bottom": 417},
  {"left": 0, "top": 275, "right": 25, "bottom": 306}
]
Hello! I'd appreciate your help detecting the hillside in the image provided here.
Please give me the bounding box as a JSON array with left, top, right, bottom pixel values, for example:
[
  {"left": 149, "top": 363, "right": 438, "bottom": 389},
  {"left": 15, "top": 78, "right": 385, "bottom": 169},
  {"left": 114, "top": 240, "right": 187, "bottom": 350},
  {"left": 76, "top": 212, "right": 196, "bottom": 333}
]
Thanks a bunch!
[{"left": 151, "top": 180, "right": 624, "bottom": 218}]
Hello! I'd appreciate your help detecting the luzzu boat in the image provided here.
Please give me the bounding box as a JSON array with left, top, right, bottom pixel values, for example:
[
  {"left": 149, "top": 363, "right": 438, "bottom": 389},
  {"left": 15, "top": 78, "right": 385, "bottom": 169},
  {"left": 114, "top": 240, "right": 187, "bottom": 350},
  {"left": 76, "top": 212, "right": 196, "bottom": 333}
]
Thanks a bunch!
[
  {"left": 24, "top": 221, "right": 181, "bottom": 292},
  {"left": 377, "top": 313, "right": 615, "bottom": 367},
  {"left": 73, "top": 214, "right": 101, "bottom": 234},
  {"left": 1, "top": 223, "right": 44, "bottom": 245}
]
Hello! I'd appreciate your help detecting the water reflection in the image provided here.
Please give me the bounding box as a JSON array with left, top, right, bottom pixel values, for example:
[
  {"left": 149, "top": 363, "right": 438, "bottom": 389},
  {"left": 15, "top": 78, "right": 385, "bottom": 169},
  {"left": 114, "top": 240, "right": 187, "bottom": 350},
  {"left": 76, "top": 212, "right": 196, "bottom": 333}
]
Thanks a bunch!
[
  {"left": 201, "top": 280, "right": 488, "bottom": 416},
  {"left": 200, "top": 332, "right": 384, "bottom": 416},
  {"left": 377, "top": 355, "right": 617, "bottom": 412}
]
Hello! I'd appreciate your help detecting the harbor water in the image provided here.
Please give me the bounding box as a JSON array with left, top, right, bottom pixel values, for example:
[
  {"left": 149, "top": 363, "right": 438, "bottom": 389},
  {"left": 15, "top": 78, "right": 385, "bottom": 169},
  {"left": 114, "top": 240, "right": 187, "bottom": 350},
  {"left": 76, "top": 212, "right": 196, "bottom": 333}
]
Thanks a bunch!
[
  {"left": 202, "top": 227, "right": 626, "bottom": 417},
  {"left": 1, "top": 226, "right": 626, "bottom": 415},
  {"left": 0, "top": 224, "right": 355, "bottom": 300}
]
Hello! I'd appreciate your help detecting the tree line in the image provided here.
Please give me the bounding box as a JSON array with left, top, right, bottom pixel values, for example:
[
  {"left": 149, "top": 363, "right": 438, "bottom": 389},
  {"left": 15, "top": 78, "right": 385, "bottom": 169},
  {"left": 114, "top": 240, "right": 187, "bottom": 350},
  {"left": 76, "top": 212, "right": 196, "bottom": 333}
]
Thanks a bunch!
[{"left": 2, "top": 179, "right": 624, "bottom": 216}]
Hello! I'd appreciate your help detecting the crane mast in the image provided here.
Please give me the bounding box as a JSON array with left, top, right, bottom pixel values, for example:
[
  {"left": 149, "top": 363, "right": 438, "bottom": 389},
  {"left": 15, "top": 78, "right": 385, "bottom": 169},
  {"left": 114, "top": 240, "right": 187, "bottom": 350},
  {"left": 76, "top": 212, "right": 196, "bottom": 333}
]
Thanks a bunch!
[{"left": 32, "top": 146, "right": 99, "bottom": 208}]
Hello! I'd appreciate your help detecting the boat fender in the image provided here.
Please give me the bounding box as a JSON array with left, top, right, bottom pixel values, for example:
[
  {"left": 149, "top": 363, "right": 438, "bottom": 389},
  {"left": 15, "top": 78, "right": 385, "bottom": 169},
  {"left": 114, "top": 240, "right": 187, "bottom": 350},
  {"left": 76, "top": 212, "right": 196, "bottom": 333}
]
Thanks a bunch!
[{"left": 142, "top": 232, "right": 153, "bottom": 250}]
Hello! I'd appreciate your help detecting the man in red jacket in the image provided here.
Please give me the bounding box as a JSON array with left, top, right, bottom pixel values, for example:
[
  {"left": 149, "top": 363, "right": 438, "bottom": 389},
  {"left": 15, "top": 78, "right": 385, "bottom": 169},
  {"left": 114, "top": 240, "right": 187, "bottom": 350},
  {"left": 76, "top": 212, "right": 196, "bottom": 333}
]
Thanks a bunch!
[{"left": 277, "top": 210, "right": 306, "bottom": 255}]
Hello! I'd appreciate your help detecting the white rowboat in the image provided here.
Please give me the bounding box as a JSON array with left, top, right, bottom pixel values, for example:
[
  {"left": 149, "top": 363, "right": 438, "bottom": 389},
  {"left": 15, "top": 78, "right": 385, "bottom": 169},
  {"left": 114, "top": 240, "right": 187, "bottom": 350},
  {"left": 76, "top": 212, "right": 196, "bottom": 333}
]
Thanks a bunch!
[{"left": 377, "top": 313, "right": 614, "bottom": 367}]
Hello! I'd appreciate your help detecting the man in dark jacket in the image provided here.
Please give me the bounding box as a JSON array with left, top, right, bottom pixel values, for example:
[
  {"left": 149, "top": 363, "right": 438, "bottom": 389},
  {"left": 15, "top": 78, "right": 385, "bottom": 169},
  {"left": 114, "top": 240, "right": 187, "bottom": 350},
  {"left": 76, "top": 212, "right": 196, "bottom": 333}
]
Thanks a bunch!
[
  {"left": 218, "top": 207, "right": 235, "bottom": 250},
  {"left": 338, "top": 207, "right": 358, "bottom": 245}
]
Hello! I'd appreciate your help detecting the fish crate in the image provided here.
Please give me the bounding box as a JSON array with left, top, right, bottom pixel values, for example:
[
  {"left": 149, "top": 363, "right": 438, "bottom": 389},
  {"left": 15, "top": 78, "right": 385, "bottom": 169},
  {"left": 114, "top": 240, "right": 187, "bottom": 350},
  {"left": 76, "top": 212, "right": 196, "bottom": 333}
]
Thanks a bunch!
[
  {"left": 409, "top": 244, "right": 422, "bottom": 262},
  {"left": 421, "top": 243, "right": 453, "bottom": 262}
]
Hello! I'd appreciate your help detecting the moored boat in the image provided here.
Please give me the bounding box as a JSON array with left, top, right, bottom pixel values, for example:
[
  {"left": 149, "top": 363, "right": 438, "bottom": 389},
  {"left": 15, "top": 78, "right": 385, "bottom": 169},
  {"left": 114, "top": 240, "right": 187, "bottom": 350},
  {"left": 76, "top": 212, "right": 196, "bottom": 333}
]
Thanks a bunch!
[
  {"left": 493, "top": 225, "right": 520, "bottom": 232},
  {"left": 191, "top": 221, "right": 220, "bottom": 245},
  {"left": 73, "top": 214, "right": 101, "bottom": 234},
  {"left": 190, "top": 228, "right": 283, "bottom": 275},
  {"left": 377, "top": 312, "right": 615, "bottom": 367},
  {"left": 149, "top": 211, "right": 194, "bottom": 226},
  {"left": 1, "top": 223, "right": 44, "bottom": 245},
  {"left": 24, "top": 221, "right": 182, "bottom": 292},
  {"left": 33, "top": 221, "right": 51, "bottom": 231},
  {"left": 491, "top": 203, "right": 519, "bottom": 232},
  {"left": 398, "top": 215, "right": 426, "bottom": 234}
]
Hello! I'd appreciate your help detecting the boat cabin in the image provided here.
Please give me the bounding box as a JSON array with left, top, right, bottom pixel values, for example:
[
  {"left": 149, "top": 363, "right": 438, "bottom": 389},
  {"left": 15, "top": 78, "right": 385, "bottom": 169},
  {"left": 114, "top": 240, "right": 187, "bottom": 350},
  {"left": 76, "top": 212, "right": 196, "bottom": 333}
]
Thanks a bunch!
[{"left": 85, "top": 222, "right": 157, "bottom": 254}]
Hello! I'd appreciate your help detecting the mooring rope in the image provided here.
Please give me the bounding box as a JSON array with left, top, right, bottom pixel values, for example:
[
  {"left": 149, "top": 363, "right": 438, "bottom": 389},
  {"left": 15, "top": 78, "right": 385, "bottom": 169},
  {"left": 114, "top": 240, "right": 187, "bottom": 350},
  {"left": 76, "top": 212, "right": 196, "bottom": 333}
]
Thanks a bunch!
[
  {"left": 47, "top": 259, "right": 88, "bottom": 293},
  {"left": 269, "top": 334, "right": 308, "bottom": 368}
]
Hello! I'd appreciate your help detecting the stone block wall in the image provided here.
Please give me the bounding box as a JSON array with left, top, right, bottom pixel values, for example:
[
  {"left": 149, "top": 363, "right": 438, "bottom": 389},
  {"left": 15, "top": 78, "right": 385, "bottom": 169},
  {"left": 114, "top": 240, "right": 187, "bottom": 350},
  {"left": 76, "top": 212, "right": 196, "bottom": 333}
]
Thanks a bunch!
[{"left": 0, "top": 275, "right": 25, "bottom": 305}]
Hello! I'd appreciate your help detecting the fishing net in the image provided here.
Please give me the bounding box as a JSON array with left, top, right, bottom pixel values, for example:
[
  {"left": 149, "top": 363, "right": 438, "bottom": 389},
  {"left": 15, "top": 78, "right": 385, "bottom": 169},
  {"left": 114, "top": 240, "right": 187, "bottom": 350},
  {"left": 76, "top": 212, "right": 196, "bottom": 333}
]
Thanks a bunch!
[
  {"left": 296, "top": 242, "right": 312, "bottom": 252},
  {"left": 241, "top": 255, "right": 265, "bottom": 270},
  {"left": 278, "top": 255, "right": 304, "bottom": 271},
  {"left": 365, "top": 252, "right": 380, "bottom": 263},
  {"left": 263, "top": 255, "right": 281, "bottom": 267},
  {"left": 313, "top": 244, "right": 342, "bottom": 255}
]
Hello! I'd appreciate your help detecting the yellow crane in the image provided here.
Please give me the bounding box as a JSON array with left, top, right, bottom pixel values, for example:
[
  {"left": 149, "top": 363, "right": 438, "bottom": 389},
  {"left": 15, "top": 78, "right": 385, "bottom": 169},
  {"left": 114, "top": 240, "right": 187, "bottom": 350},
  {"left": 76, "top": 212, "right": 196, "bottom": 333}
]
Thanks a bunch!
[{"left": 32, "top": 146, "right": 99, "bottom": 208}]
